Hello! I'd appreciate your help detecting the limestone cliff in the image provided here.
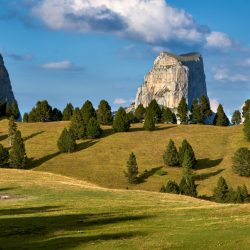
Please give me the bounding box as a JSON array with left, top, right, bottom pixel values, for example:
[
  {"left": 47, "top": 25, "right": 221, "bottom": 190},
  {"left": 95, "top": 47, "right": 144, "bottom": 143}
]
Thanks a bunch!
[
  {"left": 0, "top": 54, "right": 19, "bottom": 107},
  {"left": 134, "top": 52, "right": 207, "bottom": 109}
]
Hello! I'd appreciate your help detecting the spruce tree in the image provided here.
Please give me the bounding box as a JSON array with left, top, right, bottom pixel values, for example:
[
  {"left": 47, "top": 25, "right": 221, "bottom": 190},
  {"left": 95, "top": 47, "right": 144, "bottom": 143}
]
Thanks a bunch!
[
  {"left": 86, "top": 117, "right": 102, "bottom": 139},
  {"left": 62, "top": 103, "right": 74, "bottom": 121},
  {"left": 112, "top": 107, "right": 130, "bottom": 132},
  {"left": 190, "top": 98, "right": 202, "bottom": 124},
  {"left": 232, "top": 147, "right": 250, "bottom": 177},
  {"left": 57, "top": 128, "right": 76, "bottom": 153},
  {"left": 0, "top": 144, "right": 9, "bottom": 168},
  {"left": 231, "top": 110, "right": 242, "bottom": 125},
  {"left": 213, "top": 104, "right": 229, "bottom": 126},
  {"left": 23, "top": 113, "right": 29, "bottom": 122},
  {"left": 163, "top": 139, "right": 179, "bottom": 166},
  {"left": 161, "top": 180, "right": 179, "bottom": 194},
  {"left": 200, "top": 95, "right": 212, "bottom": 121},
  {"left": 5, "top": 102, "right": 12, "bottom": 117},
  {"left": 52, "top": 108, "right": 63, "bottom": 121},
  {"left": 147, "top": 100, "right": 162, "bottom": 122},
  {"left": 177, "top": 96, "right": 188, "bottom": 124},
  {"left": 81, "top": 100, "right": 96, "bottom": 125},
  {"left": 28, "top": 107, "right": 37, "bottom": 122},
  {"left": 35, "top": 100, "right": 53, "bottom": 122},
  {"left": 213, "top": 176, "right": 229, "bottom": 203},
  {"left": 143, "top": 108, "right": 155, "bottom": 131},
  {"left": 162, "top": 107, "right": 177, "bottom": 124},
  {"left": 243, "top": 120, "right": 250, "bottom": 141},
  {"left": 9, "top": 130, "right": 27, "bottom": 169},
  {"left": 8, "top": 116, "right": 17, "bottom": 146},
  {"left": 242, "top": 99, "right": 250, "bottom": 122},
  {"left": 134, "top": 104, "right": 146, "bottom": 122},
  {"left": 70, "top": 108, "right": 86, "bottom": 139},
  {"left": 178, "top": 139, "right": 196, "bottom": 167},
  {"left": 97, "top": 100, "right": 113, "bottom": 125},
  {"left": 11, "top": 100, "right": 19, "bottom": 120},
  {"left": 125, "top": 152, "right": 139, "bottom": 184},
  {"left": 240, "top": 184, "right": 248, "bottom": 201}
]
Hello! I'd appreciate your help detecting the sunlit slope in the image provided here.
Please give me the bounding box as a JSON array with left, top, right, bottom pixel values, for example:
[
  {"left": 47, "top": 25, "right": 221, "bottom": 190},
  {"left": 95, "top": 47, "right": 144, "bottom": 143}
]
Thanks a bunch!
[{"left": 0, "top": 119, "right": 249, "bottom": 195}]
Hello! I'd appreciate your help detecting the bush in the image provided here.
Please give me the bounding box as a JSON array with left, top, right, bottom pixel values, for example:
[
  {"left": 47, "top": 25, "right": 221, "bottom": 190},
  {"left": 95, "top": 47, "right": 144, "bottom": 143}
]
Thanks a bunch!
[
  {"left": 57, "top": 128, "right": 76, "bottom": 153},
  {"left": 86, "top": 117, "right": 102, "bottom": 139},
  {"left": 163, "top": 139, "right": 179, "bottom": 166},
  {"left": 232, "top": 147, "right": 250, "bottom": 177},
  {"left": 0, "top": 144, "right": 9, "bottom": 168},
  {"left": 243, "top": 120, "right": 250, "bottom": 141}
]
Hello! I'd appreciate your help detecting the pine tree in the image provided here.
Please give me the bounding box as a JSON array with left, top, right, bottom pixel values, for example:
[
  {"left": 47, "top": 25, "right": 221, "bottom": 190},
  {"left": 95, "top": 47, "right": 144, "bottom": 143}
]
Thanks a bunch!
[
  {"left": 231, "top": 110, "right": 242, "bottom": 125},
  {"left": 243, "top": 120, "right": 250, "bottom": 141},
  {"left": 81, "top": 100, "right": 96, "bottom": 125},
  {"left": 125, "top": 152, "right": 139, "bottom": 184},
  {"left": 134, "top": 104, "right": 146, "bottom": 122},
  {"left": 147, "top": 100, "right": 162, "bottom": 123},
  {"left": 9, "top": 130, "right": 27, "bottom": 169},
  {"left": 97, "top": 100, "right": 113, "bottom": 125},
  {"left": 242, "top": 99, "right": 250, "bottom": 122},
  {"left": 70, "top": 108, "right": 86, "bottom": 139},
  {"left": 28, "top": 107, "right": 37, "bottom": 122},
  {"left": 162, "top": 107, "right": 177, "bottom": 124},
  {"left": 23, "top": 113, "right": 29, "bottom": 122},
  {"left": 52, "top": 108, "right": 63, "bottom": 121},
  {"left": 162, "top": 180, "right": 180, "bottom": 194},
  {"left": 178, "top": 139, "right": 196, "bottom": 167},
  {"left": 200, "top": 95, "right": 212, "bottom": 121},
  {"left": 182, "top": 150, "right": 195, "bottom": 169},
  {"left": 213, "top": 176, "right": 229, "bottom": 203},
  {"left": 57, "top": 128, "right": 76, "bottom": 153},
  {"left": 86, "top": 117, "right": 102, "bottom": 139},
  {"left": 190, "top": 98, "right": 202, "bottom": 124},
  {"left": 8, "top": 116, "right": 17, "bottom": 146},
  {"left": 62, "top": 103, "right": 74, "bottom": 121},
  {"left": 177, "top": 96, "right": 188, "bottom": 124},
  {"left": 240, "top": 184, "right": 248, "bottom": 201},
  {"left": 143, "top": 108, "right": 155, "bottom": 131},
  {"left": 0, "top": 144, "right": 9, "bottom": 168},
  {"left": 112, "top": 107, "right": 130, "bottom": 132},
  {"left": 34, "top": 100, "right": 53, "bottom": 122},
  {"left": 5, "top": 102, "right": 12, "bottom": 117},
  {"left": 163, "top": 139, "right": 179, "bottom": 166},
  {"left": 232, "top": 147, "right": 250, "bottom": 177},
  {"left": 213, "top": 104, "right": 229, "bottom": 126},
  {"left": 10, "top": 100, "right": 19, "bottom": 120}
]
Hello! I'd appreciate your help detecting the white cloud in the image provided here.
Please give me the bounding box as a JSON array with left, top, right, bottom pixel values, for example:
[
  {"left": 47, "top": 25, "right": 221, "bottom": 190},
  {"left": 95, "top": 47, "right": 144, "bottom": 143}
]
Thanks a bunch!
[
  {"left": 210, "top": 98, "right": 219, "bottom": 112},
  {"left": 205, "top": 32, "right": 233, "bottom": 49},
  {"left": 41, "top": 60, "right": 75, "bottom": 70},
  {"left": 213, "top": 67, "right": 249, "bottom": 82},
  {"left": 114, "top": 98, "right": 128, "bottom": 105},
  {"left": 31, "top": 0, "right": 233, "bottom": 50}
]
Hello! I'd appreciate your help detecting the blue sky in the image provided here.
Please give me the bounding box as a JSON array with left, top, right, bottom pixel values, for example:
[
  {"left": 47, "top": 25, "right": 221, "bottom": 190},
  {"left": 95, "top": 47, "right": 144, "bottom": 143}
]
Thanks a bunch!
[{"left": 0, "top": 0, "right": 250, "bottom": 115}]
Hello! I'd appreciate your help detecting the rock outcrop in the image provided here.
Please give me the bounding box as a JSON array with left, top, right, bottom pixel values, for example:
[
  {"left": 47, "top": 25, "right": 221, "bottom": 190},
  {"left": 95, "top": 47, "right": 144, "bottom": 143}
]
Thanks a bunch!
[
  {"left": 134, "top": 52, "right": 207, "bottom": 109},
  {"left": 0, "top": 54, "right": 19, "bottom": 107}
]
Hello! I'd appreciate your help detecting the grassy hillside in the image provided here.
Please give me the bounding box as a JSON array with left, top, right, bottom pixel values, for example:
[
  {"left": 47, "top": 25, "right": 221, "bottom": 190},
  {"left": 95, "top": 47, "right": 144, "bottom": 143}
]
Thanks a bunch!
[
  {"left": 1, "top": 169, "right": 250, "bottom": 249},
  {"left": 0, "top": 119, "right": 249, "bottom": 196}
]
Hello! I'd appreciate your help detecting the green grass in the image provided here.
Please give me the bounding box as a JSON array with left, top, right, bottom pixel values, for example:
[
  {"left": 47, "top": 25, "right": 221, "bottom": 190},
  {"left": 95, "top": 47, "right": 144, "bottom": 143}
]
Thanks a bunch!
[
  {"left": 1, "top": 169, "right": 250, "bottom": 249},
  {"left": 0, "top": 119, "right": 249, "bottom": 196}
]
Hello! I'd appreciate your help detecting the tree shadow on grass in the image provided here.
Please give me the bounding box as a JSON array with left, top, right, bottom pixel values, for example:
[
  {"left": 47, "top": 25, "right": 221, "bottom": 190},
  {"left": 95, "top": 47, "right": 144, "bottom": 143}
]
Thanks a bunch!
[
  {"left": 194, "top": 169, "right": 225, "bottom": 181},
  {"left": 24, "top": 131, "right": 45, "bottom": 142},
  {"left": 0, "top": 187, "right": 17, "bottom": 192},
  {"left": 195, "top": 158, "right": 223, "bottom": 170},
  {"left": 27, "top": 152, "right": 61, "bottom": 169},
  {"left": 0, "top": 211, "right": 149, "bottom": 249},
  {"left": 130, "top": 125, "right": 176, "bottom": 133},
  {"left": 138, "top": 166, "right": 163, "bottom": 183},
  {"left": 0, "top": 133, "right": 7, "bottom": 141},
  {"left": 76, "top": 140, "right": 98, "bottom": 152}
]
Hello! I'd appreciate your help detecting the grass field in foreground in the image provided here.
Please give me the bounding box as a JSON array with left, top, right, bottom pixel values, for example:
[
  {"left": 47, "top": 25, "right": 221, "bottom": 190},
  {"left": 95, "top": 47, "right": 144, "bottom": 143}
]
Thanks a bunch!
[
  {"left": 0, "top": 119, "right": 249, "bottom": 196},
  {"left": 1, "top": 169, "right": 250, "bottom": 249}
]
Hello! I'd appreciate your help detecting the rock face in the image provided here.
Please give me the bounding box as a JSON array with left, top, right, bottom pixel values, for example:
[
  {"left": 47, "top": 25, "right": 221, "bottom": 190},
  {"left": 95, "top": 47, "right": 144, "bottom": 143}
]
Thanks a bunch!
[
  {"left": 135, "top": 52, "right": 207, "bottom": 109},
  {"left": 0, "top": 54, "right": 18, "bottom": 106}
]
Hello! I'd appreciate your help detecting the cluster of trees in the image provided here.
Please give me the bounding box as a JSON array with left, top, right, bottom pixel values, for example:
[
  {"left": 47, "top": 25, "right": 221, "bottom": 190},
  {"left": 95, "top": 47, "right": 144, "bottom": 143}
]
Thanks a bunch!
[
  {"left": 0, "top": 100, "right": 19, "bottom": 120},
  {"left": 0, "top": 117, "right": 27, "bottom": 169}
]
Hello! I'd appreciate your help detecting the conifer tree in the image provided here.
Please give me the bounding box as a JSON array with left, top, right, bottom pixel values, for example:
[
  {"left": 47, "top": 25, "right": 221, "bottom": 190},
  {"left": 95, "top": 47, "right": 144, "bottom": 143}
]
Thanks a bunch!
[
  {"left": 163, "top": 139, "right": 179, "bottom": 166},
  {"left": 86, "top": 117, "right": 102, "bottom": 139},
  {"left": 125, "top": 152, "right": 139, "bottom": 184},
  {"left": 200, "top": 95, "right": 212, "bottom": 121},
  {"left": 232, "top": 147, "right": 250, "bottom": 177},
  {"left": 162, "top": 107, "right": 177, "bottom": 124},
  {"left": 70, "top": 108, "right": 86, "bottom": 139},
  {"left": 231, "top": 110, "right": 242, "bottom": 125},
  {"left": 160, "top": 180, "right": 180, "bottom": 194},
  {"left": 177, "top": 96, "right": 188, "bottom": 124},
  {"left": 243, "top": 120, "right": 250, "bottom": 141},
  {"left": 112, "top": 107, "right": 130, "bottom": 132},
  {"left": 62, "top": 103, "right": 74, "bottom": 121},
  {"left": 11, "top": 100, "right": 19, "bottom": 120},
  {"left": 147, "top": 99, "right": 162, "bottom": 122},
  {"left": 5, "top": 102, "right": 12, "bottom": 117},
  {"left": 57, "top": 128, "right": 76, "bottom": 153},
  {"left": 34, "top": 100, "right": 53, "bottom": 122},
  {"left": 242, "top": 99, "right": 250, "bottom": 122},
  {"left": 240, "top": 184, "right": 248, "bottom": 201},
  {"left": 190, "top": 98, "right": 202, "bottom": 124},
  {"left": 8, "top": 116, "right": 17, "bottom": 146},
  {"left": 0, "top": 144, "right": 9, "bottom": 167},
  {"left": 23, "top": 113, "right": 29, "bottom": 122},
  {"left": 143, "top": 108, "right": 155, "bottom": 131},
  {"left": 9, "top": 130, "right": 27, "bottom": 169},
  {"left": 213, "top": 104, "right": 229, "bottom": 126},
  {"left": 52, "top": 108, "right": 63, "bottom": 121},
  {"left": 213, "top": 176, "right": 229, "bottom": 203},
  {"left": 134, "top": 104, "right": 146, "bottom": 122},
  {"left": 81, "top": 100, "right": 96, "bottom": 125},
  {"left": 97, "top": 100, "right": 113, "bottom": 125},
  {"left": 178, "top": 139, "right": 196, "bottom": 167}
]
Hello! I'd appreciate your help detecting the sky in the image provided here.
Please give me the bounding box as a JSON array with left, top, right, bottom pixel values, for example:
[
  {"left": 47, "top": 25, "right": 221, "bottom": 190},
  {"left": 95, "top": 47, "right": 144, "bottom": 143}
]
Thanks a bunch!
[{"left": 0, "top": 0, "right": 250, "bottom": 116}]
